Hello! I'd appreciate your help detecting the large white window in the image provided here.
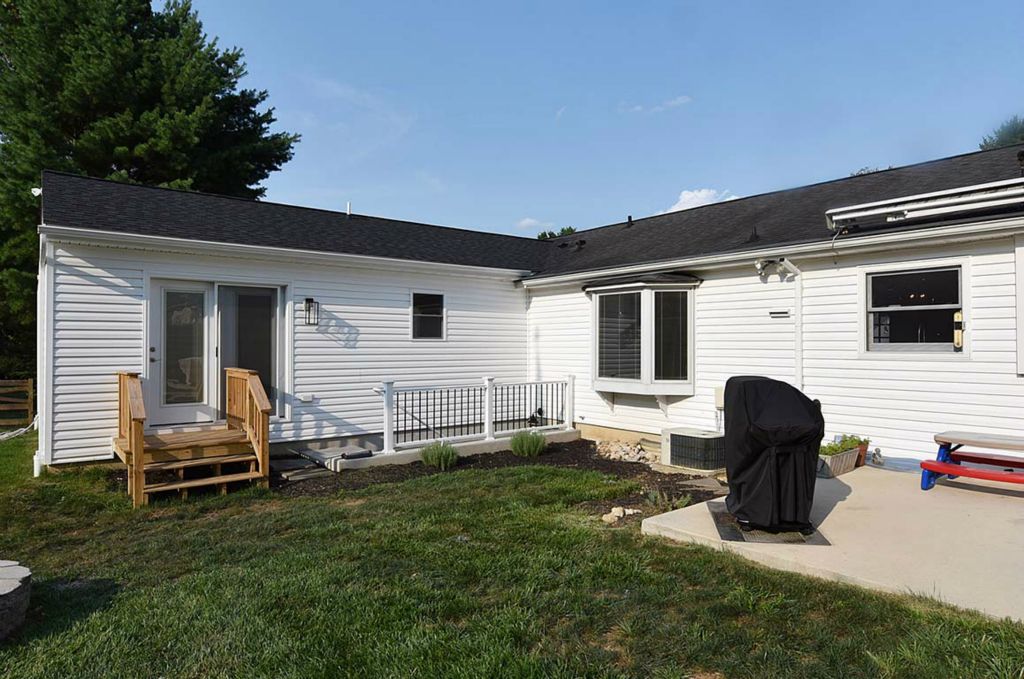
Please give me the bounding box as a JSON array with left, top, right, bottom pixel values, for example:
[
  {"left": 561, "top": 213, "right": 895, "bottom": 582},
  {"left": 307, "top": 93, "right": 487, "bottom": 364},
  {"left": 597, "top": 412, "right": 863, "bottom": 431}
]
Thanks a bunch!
[
  {"left": 592, "top": 285, "right": 695, "bottom": 395},
  {"left": 867, "top": 267, "right": 962, "bottom": 352}
]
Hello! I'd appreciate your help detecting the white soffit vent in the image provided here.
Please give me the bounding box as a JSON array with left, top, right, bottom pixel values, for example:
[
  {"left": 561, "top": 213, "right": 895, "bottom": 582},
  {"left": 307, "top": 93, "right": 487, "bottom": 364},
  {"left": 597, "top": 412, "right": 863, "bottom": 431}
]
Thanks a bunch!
[{"left": 826, "top": 177, "right": 1024, "bottom": 232}]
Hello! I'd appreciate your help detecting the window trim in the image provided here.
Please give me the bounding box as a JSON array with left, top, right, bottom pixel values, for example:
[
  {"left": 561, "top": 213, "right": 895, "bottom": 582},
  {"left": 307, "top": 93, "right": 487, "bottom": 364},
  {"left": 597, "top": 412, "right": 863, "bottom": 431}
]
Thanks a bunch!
[
  {"left": 410, "top": 290, "right": 446, "bottom": 341},
  {"left": 859, "top": 260, "right": 970, "bottom": 358},
  {"left": 591, "top": 285, "right": 695, "bottom": 396}
]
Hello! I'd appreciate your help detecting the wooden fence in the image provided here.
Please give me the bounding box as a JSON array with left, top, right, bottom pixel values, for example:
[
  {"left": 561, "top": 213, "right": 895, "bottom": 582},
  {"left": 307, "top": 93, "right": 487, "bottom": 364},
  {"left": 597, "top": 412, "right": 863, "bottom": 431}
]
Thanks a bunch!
[{"left": 0, "top": 379, "right": 33, "bottom": 426}]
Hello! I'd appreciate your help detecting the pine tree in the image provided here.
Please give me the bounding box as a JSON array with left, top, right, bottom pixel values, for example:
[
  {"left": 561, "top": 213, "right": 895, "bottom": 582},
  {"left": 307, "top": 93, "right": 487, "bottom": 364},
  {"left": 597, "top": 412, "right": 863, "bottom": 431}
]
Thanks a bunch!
[{"left": 0, "top": 0, "right": 299, "bottom": 377}]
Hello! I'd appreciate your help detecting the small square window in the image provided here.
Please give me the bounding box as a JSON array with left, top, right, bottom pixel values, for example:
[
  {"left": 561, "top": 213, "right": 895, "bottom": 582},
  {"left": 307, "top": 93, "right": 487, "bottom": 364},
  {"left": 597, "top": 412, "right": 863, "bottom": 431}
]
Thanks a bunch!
[{"left": 412, "top": 293, "right": 444, "bottom": 339}]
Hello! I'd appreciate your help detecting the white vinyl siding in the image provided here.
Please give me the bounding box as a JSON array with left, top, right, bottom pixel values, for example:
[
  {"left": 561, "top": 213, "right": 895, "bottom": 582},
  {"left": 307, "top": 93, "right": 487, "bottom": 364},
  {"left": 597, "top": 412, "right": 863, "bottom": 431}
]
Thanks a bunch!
[
  {"left": 528, "top": 270, "right": 795, "bottom": 436},
  {"left": 528, "top": 237, "right": 1024, "bottom": 461},
  {"left": 50, "top": 246, "right": 145, "bottom": 462},
  {"left": 802, "top": 240, "right": 1021, "bottom": 460},
  {"left": 41, "top": 232, "right": 1024, "bottom": 466},
  {"left": 42, "top": 241, "right": 528, "bottom": 464}
]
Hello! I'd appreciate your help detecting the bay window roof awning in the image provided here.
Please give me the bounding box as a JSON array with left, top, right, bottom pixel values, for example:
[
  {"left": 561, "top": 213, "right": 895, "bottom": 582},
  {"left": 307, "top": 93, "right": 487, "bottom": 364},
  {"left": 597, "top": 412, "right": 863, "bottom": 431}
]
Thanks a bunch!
[{"left": 581, "top": 271, "right": 702, "bottom": 292}]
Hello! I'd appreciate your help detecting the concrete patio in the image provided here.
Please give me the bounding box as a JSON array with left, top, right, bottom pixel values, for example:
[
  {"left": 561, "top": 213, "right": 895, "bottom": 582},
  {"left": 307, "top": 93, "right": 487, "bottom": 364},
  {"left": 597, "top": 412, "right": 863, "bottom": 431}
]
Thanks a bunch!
[{"left": 642, "top": 464, "right": 1024, "bottom": 620}]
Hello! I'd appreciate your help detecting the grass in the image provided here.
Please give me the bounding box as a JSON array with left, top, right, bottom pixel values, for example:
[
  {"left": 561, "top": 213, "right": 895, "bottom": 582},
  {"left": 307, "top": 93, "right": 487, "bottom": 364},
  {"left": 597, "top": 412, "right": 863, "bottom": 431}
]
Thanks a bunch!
[{"left": 1, "top": 433, "right": 1023, "bottom": 678}]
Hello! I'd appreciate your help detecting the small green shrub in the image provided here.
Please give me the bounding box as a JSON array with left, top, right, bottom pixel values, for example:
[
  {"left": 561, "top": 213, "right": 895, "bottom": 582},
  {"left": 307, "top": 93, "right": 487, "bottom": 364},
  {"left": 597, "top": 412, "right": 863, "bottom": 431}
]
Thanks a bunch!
[
  {"left": 645, "top": 488, "right": 691, "bottom": 513},
  {"left": 421, "top": 441, "right": 458, "bottom": 470},
  {"left": 510, "top": 431, "right": 547, "bottom": 458},
  {"left": 819, "top": 434, "right": 870, "bottom": 457}
]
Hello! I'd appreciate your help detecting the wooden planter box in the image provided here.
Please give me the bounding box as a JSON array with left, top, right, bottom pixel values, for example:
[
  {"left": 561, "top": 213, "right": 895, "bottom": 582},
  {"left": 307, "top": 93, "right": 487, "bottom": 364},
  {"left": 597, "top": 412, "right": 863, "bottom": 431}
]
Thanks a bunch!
[{"left": 818, "top": 447, "right": 859, "bottom": 478}]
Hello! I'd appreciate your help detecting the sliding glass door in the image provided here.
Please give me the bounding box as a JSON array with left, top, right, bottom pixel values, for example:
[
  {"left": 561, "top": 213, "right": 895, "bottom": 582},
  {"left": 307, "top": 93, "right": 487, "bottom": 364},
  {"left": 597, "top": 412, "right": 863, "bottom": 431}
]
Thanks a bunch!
[{"left": 218, "top": 286, "right": 279, "bottom": 415}]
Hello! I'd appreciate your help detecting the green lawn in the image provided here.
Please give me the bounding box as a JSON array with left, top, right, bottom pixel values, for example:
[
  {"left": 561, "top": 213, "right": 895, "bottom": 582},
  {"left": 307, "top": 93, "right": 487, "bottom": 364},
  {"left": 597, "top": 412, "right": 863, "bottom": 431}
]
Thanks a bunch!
[{"left": 1, "top": 433, "right": 1023, "bottom": 678}]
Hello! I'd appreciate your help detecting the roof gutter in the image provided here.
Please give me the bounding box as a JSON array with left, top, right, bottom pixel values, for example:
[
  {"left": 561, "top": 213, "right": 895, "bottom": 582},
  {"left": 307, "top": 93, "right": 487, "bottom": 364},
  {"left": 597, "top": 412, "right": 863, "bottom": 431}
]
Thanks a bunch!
[
  {"left": 37, "top": 223, "right": 535, "bottom": 280},
  {"left": 521, "top": 213, "right": 1024, "bottom": 288}
]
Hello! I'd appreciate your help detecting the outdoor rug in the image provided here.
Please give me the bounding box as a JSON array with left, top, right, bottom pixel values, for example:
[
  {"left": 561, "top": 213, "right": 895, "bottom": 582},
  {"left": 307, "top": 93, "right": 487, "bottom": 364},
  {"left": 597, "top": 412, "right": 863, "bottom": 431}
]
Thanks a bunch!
[{"left": 707, "top": 500, "right": 831, "bottom": 545}]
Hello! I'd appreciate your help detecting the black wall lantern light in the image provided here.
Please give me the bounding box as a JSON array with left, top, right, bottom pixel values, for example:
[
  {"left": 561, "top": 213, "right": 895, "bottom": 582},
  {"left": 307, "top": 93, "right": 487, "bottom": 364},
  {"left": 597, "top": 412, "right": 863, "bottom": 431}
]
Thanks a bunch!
[{"left": 304, "top": 297, "right": 320, "bottom": 326}]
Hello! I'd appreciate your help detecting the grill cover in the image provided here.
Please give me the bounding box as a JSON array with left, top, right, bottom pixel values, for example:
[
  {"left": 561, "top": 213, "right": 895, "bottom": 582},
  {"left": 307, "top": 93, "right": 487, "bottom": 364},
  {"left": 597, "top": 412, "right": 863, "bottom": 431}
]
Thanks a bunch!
[{"left": 724, "top": 376, "right": 824, "bottom": 532}]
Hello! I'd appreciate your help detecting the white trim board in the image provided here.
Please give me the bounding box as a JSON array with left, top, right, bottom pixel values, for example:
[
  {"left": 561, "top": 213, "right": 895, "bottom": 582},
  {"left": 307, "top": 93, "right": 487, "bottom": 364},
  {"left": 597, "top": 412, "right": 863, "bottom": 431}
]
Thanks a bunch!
[
  {"left": 38, "top": 223, "right": 533, "bottom": 281},
  {"left": 523, "top": 214, "right": 1024, "bottom": 288}
]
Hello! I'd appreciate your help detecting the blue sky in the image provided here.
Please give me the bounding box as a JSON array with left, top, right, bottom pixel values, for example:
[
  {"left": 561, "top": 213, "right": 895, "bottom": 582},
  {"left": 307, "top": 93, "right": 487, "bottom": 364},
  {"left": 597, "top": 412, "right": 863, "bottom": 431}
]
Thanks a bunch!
[{"left": 191, "top": 0, "right": 1024, "bottom": 236}]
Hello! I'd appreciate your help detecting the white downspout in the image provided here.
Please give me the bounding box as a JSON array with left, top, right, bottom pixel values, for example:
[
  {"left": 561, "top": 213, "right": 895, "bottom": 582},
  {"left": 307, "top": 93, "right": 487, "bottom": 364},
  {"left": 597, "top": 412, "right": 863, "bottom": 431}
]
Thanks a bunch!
[
  {"left": 34, "top": 233, "right": 49, "bottom": 477},
  {"left": 778, "top": 258, "right": 803, "bottom": 391}
]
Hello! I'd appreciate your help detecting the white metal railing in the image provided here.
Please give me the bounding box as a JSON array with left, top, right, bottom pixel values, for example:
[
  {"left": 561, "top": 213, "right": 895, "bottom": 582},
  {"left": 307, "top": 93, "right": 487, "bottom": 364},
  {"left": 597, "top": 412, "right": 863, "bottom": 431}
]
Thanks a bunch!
[{"left": 374, "top": 375, "right": 575, "bottom": 452}]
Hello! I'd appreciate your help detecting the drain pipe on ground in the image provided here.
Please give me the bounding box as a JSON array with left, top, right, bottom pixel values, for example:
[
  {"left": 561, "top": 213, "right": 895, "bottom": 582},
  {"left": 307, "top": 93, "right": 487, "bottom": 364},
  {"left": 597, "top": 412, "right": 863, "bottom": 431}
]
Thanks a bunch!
[{"left": 777, "top": 258, "right": 804, "bottom": 391}]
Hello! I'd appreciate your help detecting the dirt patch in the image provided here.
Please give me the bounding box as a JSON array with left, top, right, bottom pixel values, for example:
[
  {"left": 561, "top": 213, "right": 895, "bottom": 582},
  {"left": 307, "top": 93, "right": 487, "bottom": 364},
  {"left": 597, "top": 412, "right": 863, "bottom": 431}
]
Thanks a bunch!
[{"left": 271, "top": 439, "right": 725, "bottom": 519}]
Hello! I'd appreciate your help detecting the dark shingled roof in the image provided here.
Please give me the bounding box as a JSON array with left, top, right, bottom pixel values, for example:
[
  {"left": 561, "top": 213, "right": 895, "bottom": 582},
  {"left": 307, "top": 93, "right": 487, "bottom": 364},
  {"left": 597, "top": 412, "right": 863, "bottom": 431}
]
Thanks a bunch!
[
  {"left": 40, "top": 144, "right": 1024, "bottom": 278},
  {"left": 535, "top": 143, "right": 1024, "bottom": 277},
  {"left": 40, "top": 171, "right": 550, "bottom": 271}
]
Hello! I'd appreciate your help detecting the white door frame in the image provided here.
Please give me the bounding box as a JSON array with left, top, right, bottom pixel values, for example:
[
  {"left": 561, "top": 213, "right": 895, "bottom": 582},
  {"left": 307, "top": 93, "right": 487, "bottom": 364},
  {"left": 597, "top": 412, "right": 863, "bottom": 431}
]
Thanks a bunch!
[{"left": 147, "top": 278, "right": 217, "bottom": 426}]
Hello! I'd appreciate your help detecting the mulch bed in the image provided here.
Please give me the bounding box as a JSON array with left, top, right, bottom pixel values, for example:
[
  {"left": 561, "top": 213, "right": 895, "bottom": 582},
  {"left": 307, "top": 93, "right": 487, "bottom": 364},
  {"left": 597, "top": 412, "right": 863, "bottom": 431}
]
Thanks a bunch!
[{"left": 272, "top": 439, "right": 725, "bottom": 521}]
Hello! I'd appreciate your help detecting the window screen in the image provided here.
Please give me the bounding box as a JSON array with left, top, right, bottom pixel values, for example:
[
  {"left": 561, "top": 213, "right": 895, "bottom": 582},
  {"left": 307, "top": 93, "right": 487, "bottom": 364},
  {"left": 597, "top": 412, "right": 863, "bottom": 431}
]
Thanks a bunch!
[
  {"left": 655, "top": 291, "right": 687, "bottom": 380},
  {"left": 598, "top": 292, "right": 641, "bottom": 379},
  {"left": 867, "top": 268, "right": 960, "bottom": 350},
  {"left": 412, "top": 293, "right": 444, "bottom": 339}
]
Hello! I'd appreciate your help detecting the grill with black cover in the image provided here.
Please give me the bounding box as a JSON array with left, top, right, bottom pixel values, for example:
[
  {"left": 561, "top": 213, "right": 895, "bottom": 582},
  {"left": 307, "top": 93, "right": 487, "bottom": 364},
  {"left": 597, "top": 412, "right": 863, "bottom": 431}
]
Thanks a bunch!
[{"left": 724, "top": 376, "right": 824, "bottom": 533}]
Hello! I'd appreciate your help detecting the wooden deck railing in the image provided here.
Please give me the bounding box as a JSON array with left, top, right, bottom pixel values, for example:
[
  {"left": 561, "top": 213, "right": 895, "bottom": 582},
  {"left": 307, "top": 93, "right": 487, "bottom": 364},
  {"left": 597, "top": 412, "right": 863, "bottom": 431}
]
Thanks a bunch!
[
  {"left": 117, "top": 372, "right": 147, "bottom": 503},
  {"left": 0, "top": 379, "right": 33, "bottom": 426},
  {"left": 224, "top": 368, "right": 271, "bottom": 486}
]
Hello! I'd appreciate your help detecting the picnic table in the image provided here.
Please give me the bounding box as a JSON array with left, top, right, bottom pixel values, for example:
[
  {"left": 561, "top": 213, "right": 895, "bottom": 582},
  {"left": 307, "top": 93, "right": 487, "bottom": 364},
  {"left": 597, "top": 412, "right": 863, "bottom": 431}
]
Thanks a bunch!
[{"left": 920, "top": 431, "right": 1024, "bottom": 490}]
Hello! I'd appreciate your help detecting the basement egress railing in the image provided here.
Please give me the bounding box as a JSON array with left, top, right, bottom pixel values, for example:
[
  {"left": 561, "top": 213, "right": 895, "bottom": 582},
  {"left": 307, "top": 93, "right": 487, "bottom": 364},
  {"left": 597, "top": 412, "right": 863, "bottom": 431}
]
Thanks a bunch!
[{"left": 373, "top": 376, "right": 575, "bottom": 452}]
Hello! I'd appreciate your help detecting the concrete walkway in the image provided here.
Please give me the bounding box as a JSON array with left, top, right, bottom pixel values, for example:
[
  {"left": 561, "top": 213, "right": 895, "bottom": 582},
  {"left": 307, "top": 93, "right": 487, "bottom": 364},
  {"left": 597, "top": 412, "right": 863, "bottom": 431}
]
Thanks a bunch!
[{"left": 642, "top": 465, "right": 1024, "bottom": 620}]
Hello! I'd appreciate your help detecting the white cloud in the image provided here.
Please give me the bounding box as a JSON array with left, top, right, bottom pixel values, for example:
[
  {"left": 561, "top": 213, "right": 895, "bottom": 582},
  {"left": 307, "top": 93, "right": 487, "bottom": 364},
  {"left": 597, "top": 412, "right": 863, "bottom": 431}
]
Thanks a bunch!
[
  {"left": 620, "top": 94, "right": 692, "bottom": 114},
  {"left": 651, "top": 95, "right": 693, "bottom": 113},
  {"left": 555, "top": 105, "right": 567, "bottom": 121},
  {"left": 516, "top": 217, "right": 554, "bottom": 231},
  {"left": 661, "top": 188, "right": 738, "bottom": 214}
]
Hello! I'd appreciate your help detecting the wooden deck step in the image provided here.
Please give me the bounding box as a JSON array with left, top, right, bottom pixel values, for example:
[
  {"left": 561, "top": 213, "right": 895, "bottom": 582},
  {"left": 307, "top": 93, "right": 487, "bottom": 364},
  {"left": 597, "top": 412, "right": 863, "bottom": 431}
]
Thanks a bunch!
[
  {"left": 144, "top": 471, "right": 264, "bottom": 494},
  {"left": 144, "top": 453, "right": 257, "bottom": 472},
  {"left": 114, "top": 428, "right": 252, "bottom": 463},
  {"left": 141, "top": 428, "right": 249, "bottom": 451}
]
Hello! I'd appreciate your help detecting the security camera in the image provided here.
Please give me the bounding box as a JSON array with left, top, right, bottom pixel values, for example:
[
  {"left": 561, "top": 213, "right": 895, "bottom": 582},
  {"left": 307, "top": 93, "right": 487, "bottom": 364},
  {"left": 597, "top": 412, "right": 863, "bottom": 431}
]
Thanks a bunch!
[
  {"left": 30, "top": 187, "right": 41, "bottom": 197},
  {"left": 754, "top": 259, "right": 766, "bottom": 274}
]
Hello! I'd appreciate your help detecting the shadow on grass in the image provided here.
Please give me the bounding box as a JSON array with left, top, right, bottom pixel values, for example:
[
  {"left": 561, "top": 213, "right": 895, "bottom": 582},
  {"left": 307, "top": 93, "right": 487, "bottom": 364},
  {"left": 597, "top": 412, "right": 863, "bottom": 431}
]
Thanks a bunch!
[{"left": 1, "top": 577, "right": 120, "bottom": 648}]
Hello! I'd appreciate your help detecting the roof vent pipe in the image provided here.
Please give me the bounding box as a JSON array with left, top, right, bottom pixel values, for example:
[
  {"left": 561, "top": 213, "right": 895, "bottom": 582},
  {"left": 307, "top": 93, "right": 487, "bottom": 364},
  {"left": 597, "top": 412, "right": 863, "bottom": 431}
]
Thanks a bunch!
[
  {"left": 626, "top": 215, "right": 633, "bottom": 228},
  {"left": 346, "top": 201, "right": 352, "bottom": 216}
]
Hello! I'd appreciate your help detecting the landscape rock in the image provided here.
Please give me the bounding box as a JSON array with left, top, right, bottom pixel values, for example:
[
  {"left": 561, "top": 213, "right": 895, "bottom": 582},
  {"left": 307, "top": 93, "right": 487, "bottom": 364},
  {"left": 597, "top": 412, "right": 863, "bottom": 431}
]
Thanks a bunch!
[
  {"left": 610, "top": 506, "right": 626, "bottom": 518},
  {"left": 601, "top": 512, "right": 620, "bottom": 524},
  {"left": 595, "top": 440, "right": 660, "bottom": 465},
  {"left": 0, "top": 561, "right": 31, "bottom": 640}
]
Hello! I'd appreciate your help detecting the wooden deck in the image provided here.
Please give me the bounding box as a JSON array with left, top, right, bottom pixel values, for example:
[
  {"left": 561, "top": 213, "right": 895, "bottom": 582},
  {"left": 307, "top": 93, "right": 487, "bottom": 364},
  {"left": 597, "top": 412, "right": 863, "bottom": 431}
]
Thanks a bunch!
[{"left": 116, "top": 369, "right": 271, "bottom": 507}]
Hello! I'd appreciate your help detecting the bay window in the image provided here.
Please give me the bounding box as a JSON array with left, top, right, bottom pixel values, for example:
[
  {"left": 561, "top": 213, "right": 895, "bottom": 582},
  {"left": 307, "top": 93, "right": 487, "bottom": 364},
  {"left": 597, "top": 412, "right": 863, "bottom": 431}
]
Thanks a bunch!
[{"left": 591, "top": 283, "right": 695, "bottom": 395}]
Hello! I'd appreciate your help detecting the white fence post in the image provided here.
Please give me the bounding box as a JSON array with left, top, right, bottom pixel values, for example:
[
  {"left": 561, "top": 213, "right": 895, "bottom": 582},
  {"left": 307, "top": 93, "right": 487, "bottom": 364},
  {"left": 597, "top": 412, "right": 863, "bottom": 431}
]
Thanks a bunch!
[
  {"left": 382, "top": 381, "right": 395, "bottom": 453},
  {"left": 564, "top": 374, "right": 575, "bottom": 431},
  {"left": 483, "top": 376, "right": 495, "bottom": 440}
]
